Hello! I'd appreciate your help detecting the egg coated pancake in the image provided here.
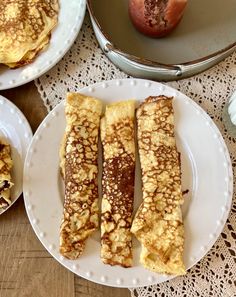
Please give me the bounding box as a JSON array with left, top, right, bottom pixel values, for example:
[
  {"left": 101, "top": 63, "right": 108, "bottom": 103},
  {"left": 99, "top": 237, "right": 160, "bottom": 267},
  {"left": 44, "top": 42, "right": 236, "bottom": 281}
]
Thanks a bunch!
[
  {"left": 0, "top": 0, "right": 59, "bottom": 68},
  {"left": 59, "top": 93, "right": 102, "bottom": 260},
  {"left": 131, "top": 96, "right": 186, "bottom": 275},
  {"left": 100, "top": 100, "right": 135, "bottom": 267}
]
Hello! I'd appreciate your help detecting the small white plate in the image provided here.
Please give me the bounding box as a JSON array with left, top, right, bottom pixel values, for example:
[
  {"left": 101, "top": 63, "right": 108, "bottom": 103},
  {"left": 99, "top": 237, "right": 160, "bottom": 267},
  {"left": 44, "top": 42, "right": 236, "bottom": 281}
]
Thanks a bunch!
[
  {"left": 0, "top": 95, "right": 32, "bottom": 215},
  {"left": 0, "top": 0, "right": 86, "bottom": 90},
  {"left": 23, "top": 79, "right": 233, "bottom": 288}
]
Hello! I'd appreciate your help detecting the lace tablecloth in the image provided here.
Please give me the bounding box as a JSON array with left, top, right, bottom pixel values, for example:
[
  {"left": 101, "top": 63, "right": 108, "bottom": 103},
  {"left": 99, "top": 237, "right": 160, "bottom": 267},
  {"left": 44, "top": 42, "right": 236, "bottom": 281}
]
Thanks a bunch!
[{"left": 35, "top": 14, "right": 236, "bottom": 297}]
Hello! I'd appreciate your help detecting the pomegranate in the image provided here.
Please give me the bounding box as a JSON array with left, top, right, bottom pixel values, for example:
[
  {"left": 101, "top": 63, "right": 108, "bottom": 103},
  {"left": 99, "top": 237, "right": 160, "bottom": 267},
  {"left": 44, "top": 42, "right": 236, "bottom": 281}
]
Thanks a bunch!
[{"left": 128, "top": 0, "right": 187, "bottom": 38}]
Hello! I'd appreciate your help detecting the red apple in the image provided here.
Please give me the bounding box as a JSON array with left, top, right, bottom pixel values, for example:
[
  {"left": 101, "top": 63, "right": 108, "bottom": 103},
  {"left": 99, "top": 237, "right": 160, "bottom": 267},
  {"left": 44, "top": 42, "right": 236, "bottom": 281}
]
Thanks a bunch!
[{"left": 129, "top": 0, "right": 187, "bottom": 38}]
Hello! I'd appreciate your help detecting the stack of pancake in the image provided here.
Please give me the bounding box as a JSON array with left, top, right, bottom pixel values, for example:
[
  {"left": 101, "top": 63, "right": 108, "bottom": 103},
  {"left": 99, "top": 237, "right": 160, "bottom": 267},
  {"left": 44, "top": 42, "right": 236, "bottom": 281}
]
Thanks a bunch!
[{"left": 0, "top": 0, "right": 59, "bottom": 68}]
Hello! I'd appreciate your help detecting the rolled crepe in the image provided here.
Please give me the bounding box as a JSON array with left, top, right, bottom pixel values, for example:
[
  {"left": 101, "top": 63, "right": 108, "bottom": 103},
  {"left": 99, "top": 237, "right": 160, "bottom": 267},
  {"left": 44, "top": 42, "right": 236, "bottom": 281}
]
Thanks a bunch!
[
  {"left": 59, "top": 93, "right": 102, "bottom": 259},
  {"left": 0, "top": 140, "right": 13, "bottom": 209},
  {"left": 131, "top": 96, "right": 186, "bottom": 275},
  {"left": 101, "top": 101, "right": 135, "bottom": 267}
]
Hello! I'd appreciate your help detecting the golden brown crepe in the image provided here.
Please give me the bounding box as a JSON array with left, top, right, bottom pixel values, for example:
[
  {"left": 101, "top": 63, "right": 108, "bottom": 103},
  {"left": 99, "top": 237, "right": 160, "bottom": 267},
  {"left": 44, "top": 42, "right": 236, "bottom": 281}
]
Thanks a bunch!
[
  {"left": 59, "top": 93, "right": 102, "bottom": 260},
  {"left": 0, "top": 139, "right": 14, "bottom": 209},
  {"left": 0, "top": 0, "right": 59, "bottom": 68},
  {"left": 101, "top": 100, "right": 135, "bottom": 267},
  {"left": 131, "top": 96, "right": 186, "bottom": 275}
]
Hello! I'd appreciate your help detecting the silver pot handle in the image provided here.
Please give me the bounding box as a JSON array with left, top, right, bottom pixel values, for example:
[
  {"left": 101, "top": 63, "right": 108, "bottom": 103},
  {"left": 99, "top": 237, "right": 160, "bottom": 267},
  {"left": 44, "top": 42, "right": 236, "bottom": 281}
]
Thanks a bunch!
[
  {"left": 176, "top": 43, "right": 236, "bottom": 74},
  {"left": 104, "top": 42, "right": 236, "bottom": 79},
  {"left": 104, "top": 43, "right": 183, "bottom": 77}
]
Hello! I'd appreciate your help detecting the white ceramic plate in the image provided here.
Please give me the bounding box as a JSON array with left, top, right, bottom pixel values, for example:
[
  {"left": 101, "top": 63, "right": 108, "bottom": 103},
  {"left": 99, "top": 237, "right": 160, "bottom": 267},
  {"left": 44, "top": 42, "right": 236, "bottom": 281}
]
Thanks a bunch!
[
  {"left": 23, "top": 79, "right": 233, "bottom": 288},
  {"left": 0, "top": 0, "right": 86, "bottom": 90},
  {"left": 0, "top": 95, "right": 32, "bottom": 215}
]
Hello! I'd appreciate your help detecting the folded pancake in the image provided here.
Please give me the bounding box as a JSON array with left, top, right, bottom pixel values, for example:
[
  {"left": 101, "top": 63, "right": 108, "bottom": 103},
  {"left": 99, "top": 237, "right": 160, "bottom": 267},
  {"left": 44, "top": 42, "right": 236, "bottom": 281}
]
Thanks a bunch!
[
  {"left": 101, "top": 101, "right": 135, "bottom": 267},
  {"left": 0, "top": 140, "right": 14, "bottom": 209},
  {"left": 0, "top": 0, "right": 59, "bottom": 68},
  {"left": 131, "top": 96, "right": 186, "bottom": 275},
  {"left": 59, "top": 93, "right": 102, "bottom": 259}
]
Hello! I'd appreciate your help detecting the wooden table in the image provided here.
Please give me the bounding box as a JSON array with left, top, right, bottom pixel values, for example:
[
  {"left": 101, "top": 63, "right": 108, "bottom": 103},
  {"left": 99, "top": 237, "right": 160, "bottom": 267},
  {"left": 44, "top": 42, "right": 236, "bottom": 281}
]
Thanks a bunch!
[{"left": 0, "top": 83, "right": 131, "bottom": 297}]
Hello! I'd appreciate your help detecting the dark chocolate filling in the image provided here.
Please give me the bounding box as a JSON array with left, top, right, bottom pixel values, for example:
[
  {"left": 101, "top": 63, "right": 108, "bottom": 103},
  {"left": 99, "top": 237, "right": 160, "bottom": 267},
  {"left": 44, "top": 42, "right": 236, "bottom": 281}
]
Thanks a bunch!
[
  {"left": 0, "top": 143, "right": 5, "bottom": 152},
  {"left": 0, "top": 180, "right": 10, "bottom": 192}
]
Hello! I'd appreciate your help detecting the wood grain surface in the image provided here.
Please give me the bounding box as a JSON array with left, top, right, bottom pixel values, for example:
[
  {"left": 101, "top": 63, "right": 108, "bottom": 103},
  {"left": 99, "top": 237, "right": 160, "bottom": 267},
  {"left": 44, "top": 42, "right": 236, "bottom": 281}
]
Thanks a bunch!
[{"left": 0, "top": 83, "right": 131, "bottom": 297}]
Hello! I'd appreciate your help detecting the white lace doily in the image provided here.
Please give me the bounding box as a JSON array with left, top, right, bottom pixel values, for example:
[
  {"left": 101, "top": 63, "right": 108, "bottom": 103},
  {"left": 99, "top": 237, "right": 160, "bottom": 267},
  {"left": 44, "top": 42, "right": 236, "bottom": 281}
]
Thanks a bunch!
[{"left": 35, "top": 13, "right": 236, "bottom": 297}]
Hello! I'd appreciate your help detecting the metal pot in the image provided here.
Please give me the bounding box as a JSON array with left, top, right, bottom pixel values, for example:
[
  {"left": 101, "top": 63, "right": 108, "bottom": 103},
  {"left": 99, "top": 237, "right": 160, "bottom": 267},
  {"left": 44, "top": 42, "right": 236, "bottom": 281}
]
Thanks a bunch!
[{"left": 87, "top": 0, "right": 236, "bottom": 81}]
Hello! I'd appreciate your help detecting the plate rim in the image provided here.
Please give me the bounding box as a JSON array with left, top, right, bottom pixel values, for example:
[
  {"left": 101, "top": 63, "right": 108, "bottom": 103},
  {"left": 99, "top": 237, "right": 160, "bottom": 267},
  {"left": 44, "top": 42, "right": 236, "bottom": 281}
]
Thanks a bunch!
[
  {"left": 23, "top": 78, "right": 233, "bottom": 288},
  {"left": 0, "top": 95, "right": 33, "bottom": 216},
  {"left": 0, "top": 0, "right": 86, "bottom": 91}
]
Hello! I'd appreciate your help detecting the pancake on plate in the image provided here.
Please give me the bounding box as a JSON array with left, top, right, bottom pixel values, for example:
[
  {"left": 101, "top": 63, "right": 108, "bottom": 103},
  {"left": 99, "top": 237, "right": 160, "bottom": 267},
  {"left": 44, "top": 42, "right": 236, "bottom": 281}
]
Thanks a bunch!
[
  {"left": 0, "top": 0, "right": 59, "bottom": 68},
  {"left": 100, "top": 100, "right": 135, "bottom": 267},
  {"left": 131, "top": 96, "right": 186, "bottom": 275},
  {"left": 59, "top": 93, "right": 102, "bottom": 260},
  {"left": 0, "top": 139, "right": 14, "bottom": 209}
]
